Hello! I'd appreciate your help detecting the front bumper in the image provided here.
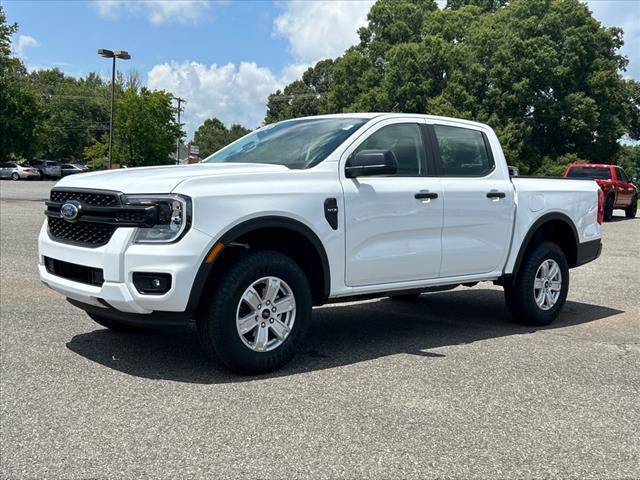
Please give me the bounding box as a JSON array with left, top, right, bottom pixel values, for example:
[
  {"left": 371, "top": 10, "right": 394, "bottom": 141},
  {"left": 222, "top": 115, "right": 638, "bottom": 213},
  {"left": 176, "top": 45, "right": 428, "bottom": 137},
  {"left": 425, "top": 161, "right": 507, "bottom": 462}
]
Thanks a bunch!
[{"left": 38, "top": 221, "right": 214, "bottom": 314}]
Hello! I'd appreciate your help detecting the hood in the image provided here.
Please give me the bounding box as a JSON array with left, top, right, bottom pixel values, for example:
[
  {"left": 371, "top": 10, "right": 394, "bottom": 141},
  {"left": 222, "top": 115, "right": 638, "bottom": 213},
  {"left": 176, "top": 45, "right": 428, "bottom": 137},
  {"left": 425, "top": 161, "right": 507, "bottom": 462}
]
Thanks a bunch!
[{"left": 53, "top": 162, "right": 290, "bottom": 193}]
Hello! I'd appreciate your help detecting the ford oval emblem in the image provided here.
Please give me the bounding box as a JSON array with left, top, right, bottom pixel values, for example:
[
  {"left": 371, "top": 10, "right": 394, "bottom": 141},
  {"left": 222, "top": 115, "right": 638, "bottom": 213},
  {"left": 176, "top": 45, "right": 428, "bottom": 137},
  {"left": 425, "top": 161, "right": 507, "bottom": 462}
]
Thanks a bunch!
[{"left": 60, "top": 201, "right": 80, "bottom": 222}]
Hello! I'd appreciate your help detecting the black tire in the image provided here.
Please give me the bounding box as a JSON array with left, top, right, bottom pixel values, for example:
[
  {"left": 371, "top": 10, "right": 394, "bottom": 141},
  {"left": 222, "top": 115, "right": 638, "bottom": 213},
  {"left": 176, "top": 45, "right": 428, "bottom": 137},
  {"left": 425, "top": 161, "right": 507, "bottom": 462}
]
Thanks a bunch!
[
  {"left": 388, "top": 293, "right": 422, "bottom": 301},
  {"left": 625, "top": 195, "right": 637, "bottom": 218},
  {"left": 603, "top": 194, "right": 614, "bottom": 222},
  {"left": 87, "top": 312, "right": 141, "bottom": 332},
  {"left": 504, "top": 241, "right": 569, "bottom": 326},
  {"left": 197, "top": 250, "right": 312, "bottom": 374},
  {"left": 11, "top": 172, "right": 19, "bottom": 181}
]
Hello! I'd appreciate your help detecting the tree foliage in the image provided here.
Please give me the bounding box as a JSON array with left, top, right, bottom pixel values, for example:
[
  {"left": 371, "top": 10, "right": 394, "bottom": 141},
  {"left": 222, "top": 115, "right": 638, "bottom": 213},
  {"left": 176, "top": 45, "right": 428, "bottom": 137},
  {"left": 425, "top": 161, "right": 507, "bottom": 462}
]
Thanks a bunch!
[
  {"left": 85, "top": 87, "right": 182, "bottom": 167},
  {"left": 1, "top": 7, "right": 183, "bottom": 167},
  {"left": 193, "top": 117, "right": 251, "bottom": 158},
  {"left": 265, "top": 0, "right": 640, "bottom": 174},
  {"left": 31, "top": 69, "right": 110, "bottom": 162},
  {"left": 0, "top": 6, "right": 41, "bottom": 161}
]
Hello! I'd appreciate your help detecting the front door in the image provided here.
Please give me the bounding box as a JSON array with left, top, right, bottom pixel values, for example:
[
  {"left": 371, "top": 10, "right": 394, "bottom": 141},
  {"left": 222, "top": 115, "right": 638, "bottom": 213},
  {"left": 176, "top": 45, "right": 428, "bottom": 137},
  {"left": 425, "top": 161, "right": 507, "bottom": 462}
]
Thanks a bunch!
[{"left": 341, "top": 119, "right": 444, "bottom": 287}]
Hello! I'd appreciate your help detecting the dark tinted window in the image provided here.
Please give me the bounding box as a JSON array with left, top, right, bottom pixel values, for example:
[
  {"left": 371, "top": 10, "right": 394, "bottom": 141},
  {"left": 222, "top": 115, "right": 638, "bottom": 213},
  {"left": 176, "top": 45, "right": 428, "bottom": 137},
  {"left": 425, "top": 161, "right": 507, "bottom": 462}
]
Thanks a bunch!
[
  {"left": 616, "top": 168, "right": 629, "bottom": 181},
  {"left": 433, "top": 125, "right": 492, "bottom": 176},
  {"left": 566, "top": 167, "right": 611, "bottom": 180},
  {"left": 354, "top": 123, "right": 426, "bottom": 176}
]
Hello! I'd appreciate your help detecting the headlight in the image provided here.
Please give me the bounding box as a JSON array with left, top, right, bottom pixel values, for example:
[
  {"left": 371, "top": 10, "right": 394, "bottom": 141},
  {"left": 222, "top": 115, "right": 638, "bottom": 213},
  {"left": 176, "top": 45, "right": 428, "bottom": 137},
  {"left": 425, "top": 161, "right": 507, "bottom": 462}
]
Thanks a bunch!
[{"left": 121, "top": 194, "right": 191, "bottom": 243}]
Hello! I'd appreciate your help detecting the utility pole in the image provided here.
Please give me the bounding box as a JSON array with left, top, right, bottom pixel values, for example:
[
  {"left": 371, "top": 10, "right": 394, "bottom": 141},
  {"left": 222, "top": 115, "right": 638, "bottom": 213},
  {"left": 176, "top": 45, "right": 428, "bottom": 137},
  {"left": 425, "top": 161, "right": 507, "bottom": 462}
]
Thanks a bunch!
[{"left": 174, "top": 96, "right": 186, "bottom": 165}]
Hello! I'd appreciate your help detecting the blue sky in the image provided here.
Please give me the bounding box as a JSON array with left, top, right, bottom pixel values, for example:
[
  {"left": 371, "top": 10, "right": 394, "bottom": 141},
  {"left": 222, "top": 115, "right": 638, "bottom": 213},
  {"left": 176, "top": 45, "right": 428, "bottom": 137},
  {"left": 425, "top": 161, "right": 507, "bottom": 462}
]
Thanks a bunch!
[{"left": 5, "top": 0, "right": 640, "bottom": 139}]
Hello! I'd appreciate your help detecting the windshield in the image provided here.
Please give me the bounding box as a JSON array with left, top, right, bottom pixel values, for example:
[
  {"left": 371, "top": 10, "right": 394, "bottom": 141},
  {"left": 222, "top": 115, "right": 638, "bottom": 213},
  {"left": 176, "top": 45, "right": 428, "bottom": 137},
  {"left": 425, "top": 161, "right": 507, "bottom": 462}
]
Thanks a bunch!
[
  {"left": 566, "top": 167, "right": 611, "bottom": 180},
  {"left": 202, "top": 117, "right": 368, "bottom": 169}
]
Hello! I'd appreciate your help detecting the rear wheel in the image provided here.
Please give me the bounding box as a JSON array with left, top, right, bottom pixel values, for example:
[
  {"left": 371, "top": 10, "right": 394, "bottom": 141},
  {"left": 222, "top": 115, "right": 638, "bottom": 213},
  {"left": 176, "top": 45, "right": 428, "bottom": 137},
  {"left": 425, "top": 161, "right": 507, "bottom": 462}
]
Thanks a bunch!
[
  {"left": 11, "top": 172, "right": 19, "bottom": 181},
  {"left": 504, "top": 242, "right": 569, "bottom": 326},
  {"left": 625, "top": 195, "right": 638, "bottom": 218},
  {"left": 604, "top": 194, "right": 615, "bottom": 221},
  {"left": 87, "top": 312, "right": 141, "bottom": 332},
  {"left": 197, "top": 250, "right": 312, "bottom": 374}
]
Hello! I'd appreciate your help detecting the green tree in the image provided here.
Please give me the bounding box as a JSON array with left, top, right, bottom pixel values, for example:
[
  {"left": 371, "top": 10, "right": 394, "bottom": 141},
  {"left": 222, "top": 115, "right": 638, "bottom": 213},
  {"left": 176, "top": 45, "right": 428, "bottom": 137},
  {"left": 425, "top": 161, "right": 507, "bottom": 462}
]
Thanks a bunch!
[
  {"left": 618, "top": 144, "right": 640, "bottom": 181},
  {"left": 85, "top": 86, "right": 182, "bottom": 167},
  {"left": 30, "top": 68, "right": 110, "bottom": 161},
  {"left": 268, "top": 0, "right": 639, "bottom": 175},
  {"left": 265, "top": 59, "right": 334, "bottom": 123},
  {"left": 193, "top": 117, "right": 250, "bottom": 158},
  {"left": 0, "top": 6, "right": 41, "bottom": 161}
]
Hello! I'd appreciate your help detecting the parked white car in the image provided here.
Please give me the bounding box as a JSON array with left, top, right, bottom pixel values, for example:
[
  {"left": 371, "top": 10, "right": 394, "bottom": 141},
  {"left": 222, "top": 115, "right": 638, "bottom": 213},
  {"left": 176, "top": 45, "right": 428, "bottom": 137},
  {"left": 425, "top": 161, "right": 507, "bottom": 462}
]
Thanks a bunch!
[
  {"left": 0, "top": 162, "right": 41, "bottom": 180},
  {"left": 38, "top": 113, "right": 603, "bottom": 373}
]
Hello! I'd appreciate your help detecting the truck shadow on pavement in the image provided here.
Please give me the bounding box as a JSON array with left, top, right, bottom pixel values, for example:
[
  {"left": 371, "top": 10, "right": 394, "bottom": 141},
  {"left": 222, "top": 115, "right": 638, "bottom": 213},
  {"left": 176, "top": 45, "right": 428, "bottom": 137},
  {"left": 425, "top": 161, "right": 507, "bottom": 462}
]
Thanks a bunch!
[{"left": 66, "top": 288, "right": 623, "bottom": 384}]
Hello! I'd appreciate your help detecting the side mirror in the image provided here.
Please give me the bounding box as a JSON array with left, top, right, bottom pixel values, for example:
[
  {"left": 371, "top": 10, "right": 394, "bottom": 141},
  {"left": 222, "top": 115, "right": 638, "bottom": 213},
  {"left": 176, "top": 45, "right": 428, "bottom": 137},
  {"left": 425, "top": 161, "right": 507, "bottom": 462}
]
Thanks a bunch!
[
  {"left": 507, "top": 165, "right": 519, "bottom": 177},
  {"left": 345, "top": 150, "right": 398, "bottom": 178}
]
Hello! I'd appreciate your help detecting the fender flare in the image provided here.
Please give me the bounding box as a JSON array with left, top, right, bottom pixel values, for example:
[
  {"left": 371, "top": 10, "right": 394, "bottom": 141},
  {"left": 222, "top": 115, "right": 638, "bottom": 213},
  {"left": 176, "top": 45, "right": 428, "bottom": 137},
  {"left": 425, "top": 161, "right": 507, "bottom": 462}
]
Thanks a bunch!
[
  {"left": 186, "top": 216, "right": 331, "bottom": 312},
  {"left": 511, "top": 212, "right": 579, "bottom": 276}
]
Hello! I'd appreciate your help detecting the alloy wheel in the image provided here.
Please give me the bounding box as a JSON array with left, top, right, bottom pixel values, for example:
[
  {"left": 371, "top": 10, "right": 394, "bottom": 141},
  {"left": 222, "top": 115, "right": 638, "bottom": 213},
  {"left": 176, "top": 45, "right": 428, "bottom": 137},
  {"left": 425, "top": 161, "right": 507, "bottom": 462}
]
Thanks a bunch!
[{"left": 235, "top": 276, "right": 296, "bottom": 352}]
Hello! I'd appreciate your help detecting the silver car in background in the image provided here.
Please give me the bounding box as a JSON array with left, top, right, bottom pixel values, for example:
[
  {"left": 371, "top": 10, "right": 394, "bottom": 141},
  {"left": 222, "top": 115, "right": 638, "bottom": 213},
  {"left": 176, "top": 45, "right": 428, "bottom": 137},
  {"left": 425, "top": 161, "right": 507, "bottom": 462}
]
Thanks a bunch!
[
  {"left": 28, "top": 159, "right": 62, "bottom": 179},
  {"left": 0, "top": 162, "right": 42, "bottom": 180}
]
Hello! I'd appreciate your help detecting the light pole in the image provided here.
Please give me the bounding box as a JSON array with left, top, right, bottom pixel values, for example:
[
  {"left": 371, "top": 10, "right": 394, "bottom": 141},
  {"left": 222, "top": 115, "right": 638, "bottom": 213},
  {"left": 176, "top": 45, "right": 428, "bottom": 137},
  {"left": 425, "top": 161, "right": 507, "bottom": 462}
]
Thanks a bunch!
[{"left": 98, "top": 49, "right": 131, "bottom": 169}]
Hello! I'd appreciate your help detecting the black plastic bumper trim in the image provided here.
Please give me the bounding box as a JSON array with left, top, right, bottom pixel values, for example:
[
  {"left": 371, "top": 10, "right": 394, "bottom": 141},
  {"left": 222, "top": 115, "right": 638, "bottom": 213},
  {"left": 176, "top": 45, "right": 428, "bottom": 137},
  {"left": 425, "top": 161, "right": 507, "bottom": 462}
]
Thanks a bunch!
[
  {"left": 67, "top": 298, "right": 192, "bottom": 328},
  {"left": 575, "top": 239, "right": 602, "bottom": 267}
]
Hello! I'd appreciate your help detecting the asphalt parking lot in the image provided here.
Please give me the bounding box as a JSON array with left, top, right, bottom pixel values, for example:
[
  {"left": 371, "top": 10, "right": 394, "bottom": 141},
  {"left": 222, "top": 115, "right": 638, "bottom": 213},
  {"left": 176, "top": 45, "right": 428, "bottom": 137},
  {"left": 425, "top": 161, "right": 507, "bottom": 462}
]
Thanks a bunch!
[{"left": 1, "top": 180, "right": 638, "bottom": 479}]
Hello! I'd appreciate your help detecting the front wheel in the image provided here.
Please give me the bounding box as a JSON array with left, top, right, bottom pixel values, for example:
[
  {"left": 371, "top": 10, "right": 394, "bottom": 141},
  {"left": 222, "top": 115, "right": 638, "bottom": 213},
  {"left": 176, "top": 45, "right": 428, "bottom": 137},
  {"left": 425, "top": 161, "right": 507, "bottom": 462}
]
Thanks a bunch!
[
  {"left": 197, "top": 250, "right": 312, "bottom": 374},
  {"left": 625, "top": 195, "right": 637, "bottom": 218},
  {"left": 504, "top": 242, "right": 569, "bottom": 326}
]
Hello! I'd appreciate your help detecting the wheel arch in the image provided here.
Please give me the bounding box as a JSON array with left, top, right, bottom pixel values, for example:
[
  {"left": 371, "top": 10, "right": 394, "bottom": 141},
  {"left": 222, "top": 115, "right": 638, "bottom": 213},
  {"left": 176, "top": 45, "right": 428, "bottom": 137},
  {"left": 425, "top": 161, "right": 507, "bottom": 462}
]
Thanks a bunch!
[
  {"left": 511, "top": 212, "right": 580, "bottom": 277},
  {"left": 187, "top": 216, "right": 331, "bottom": 312}
]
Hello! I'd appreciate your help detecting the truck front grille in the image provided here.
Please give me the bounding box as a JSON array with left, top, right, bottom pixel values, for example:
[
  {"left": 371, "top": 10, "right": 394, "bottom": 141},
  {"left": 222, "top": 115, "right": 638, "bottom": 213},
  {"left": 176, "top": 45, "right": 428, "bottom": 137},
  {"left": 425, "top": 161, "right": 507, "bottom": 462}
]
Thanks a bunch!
[
  {"left": 45, "top": 189, "right": 157, "bottom": 248},
  {"left": 50, "top": 190, "right": 119, "bottom": 207},
  {"left": 46, "top": 189, "right": 121, "bottom": 247},
  {"left": 48, "top": 217, "right": 116, "bottom": 247}
]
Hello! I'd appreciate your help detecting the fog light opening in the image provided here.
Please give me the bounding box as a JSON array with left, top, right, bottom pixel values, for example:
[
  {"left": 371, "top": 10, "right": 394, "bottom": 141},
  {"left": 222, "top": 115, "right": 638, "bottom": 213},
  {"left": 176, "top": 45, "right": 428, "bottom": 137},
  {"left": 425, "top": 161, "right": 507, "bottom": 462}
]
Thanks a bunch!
[{"left": 132, "top": 272, "right": 172, "bottom": 295}]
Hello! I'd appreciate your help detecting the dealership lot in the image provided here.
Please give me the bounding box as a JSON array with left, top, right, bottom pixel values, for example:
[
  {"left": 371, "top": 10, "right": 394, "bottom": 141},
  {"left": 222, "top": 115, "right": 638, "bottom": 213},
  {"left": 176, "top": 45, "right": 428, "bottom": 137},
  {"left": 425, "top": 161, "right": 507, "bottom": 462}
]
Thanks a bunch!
[{"left": 1, "top": 180, "right": 638, "bottom": 479}]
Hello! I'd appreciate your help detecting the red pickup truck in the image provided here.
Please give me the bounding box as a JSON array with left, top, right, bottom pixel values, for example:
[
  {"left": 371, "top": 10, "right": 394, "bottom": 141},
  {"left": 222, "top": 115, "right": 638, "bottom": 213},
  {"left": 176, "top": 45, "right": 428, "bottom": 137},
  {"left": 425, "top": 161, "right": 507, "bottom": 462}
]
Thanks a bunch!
[{"left": 564, "top": 164, "right": 637, "bottom": 221}]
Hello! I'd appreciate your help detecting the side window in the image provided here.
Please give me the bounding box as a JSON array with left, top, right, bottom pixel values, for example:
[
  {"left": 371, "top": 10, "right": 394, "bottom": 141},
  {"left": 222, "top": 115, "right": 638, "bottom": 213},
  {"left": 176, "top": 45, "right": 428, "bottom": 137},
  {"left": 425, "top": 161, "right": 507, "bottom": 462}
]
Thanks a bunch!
[
  {"left": 354, "top": 123, "right": 426, "bottom": 176},
  {"left": 616, "top": 168, "right": 629, "bottom": 181},
  {"left": 433, "top": 125, "right": 493, "bottom": 176}
]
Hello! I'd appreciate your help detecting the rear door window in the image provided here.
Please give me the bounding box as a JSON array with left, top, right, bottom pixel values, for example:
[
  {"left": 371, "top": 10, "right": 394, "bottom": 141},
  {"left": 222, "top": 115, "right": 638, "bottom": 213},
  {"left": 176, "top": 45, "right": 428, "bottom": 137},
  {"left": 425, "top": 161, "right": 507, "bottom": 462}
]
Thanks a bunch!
[
  {"left": 432, "top": 125, "right": 493, "bottom": 176},
  {"left": 616, "top": 168, "right": 629, "bottom": 181}
]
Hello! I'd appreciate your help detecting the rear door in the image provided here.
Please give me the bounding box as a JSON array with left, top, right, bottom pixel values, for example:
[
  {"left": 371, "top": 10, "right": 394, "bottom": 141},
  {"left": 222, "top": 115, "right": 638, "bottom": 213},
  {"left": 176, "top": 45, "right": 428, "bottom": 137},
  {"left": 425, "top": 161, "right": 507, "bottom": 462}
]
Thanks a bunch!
[
  {"left": 341, "top": 118, "right": 444, "bottom": 286},
  {"left": 428, "top": 122, "right": 515, "bottom": 277},
  {"left": 614, "top": 167, "right": 634, "bottom": 206}
]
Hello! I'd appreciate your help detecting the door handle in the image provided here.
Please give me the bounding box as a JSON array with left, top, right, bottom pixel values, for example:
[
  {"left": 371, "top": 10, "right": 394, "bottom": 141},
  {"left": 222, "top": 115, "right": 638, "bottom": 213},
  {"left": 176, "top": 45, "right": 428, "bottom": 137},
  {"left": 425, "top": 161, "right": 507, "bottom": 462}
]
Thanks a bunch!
[
  {"left": 415, "top": 191, "right": 438, "bottom": 200},
  {"left": 486, "top": 191, "right": 506, "bottom": 199}
]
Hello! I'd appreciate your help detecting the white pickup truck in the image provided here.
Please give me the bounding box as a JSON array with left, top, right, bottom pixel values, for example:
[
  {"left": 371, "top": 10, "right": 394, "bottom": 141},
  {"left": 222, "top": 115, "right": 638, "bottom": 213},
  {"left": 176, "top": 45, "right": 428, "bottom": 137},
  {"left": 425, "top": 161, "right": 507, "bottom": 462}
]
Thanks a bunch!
[{"left": 38, "top": 114, "right": 603, "bottom": 373}]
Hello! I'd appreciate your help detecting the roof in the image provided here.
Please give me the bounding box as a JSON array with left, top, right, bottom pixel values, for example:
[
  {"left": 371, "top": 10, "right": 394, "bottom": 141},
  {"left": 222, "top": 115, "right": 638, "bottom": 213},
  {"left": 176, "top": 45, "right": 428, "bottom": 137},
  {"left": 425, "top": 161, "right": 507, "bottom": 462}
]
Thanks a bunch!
[
  {"left": 276, "top": 112, "right": 490, "bottom": 129},
  {"left": 568, "top": 164, "right": 616, "bottom": 169}
]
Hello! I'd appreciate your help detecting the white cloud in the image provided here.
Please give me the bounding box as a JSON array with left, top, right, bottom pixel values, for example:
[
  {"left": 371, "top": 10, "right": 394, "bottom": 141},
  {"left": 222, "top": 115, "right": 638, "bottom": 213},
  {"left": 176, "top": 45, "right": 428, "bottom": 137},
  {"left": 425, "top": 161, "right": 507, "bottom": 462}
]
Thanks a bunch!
[
  {"left": 586, "top": 0, "right": 640, "bottom": 80},
  {"left": 147, "top": 60, "right": 309, "bottom": 137},
  {"left": 12, "top": 34, "right": 39, "bottom": 59},
  {"left": 93, "top": 0, "right": 211, "bottom": 25},
  {"left": 273, "top": 0, "right": 374, "bottom": 64}
]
